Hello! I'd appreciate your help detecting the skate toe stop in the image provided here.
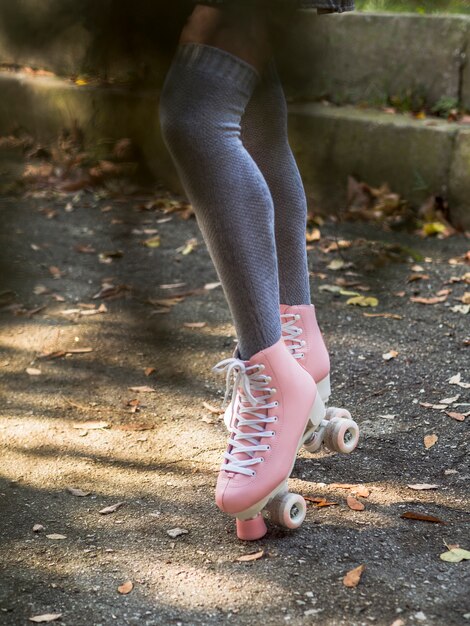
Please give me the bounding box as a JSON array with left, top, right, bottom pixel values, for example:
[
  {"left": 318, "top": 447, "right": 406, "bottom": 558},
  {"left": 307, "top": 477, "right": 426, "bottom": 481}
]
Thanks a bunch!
[{"left": 236, "top": 514, "right": 267, "bottom": 541}]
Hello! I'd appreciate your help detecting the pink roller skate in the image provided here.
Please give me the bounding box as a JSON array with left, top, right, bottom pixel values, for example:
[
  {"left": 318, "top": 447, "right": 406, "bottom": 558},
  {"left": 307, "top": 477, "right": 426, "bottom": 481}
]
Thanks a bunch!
[
  {"left": 280, "top": 304, "right": 359, "bottom": 455},
  {"left": 213, "top": 337, "right": 325, "bottom": 540},
  {"left": 223, "top": 304, "right": 359, "bottom": 455}
]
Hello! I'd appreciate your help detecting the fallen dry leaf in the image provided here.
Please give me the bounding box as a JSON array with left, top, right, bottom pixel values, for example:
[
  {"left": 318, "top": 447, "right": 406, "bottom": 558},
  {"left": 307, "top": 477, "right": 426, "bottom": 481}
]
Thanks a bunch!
[
  {"left": 327, "top": 259, "right": 346, "bottom": 271},
  {"left": 410, "top": 295, "right": 447, "bottom": 305},
  {"left": 29, "top": 614, "right": 62, "bottom": 623},
  {"left": 99, "top": 502, "right": 125, "bottom": 515},
  {"left": 346, "top": 496, "right": 365, "bottom": 511},
  {"left": 115, "top": 422, "right": 154, "bottom": 431},
  {"left": 439, "top": 548, "right": 470, "bottom": 563},
  {"left": 363, "top": 312, "right": 403, "bottom": 320},
  {"left": 72, "top": 421, "right": 109, "bottom": 430},
  {"left": 343, "top": 564, "right": 365, "bottom": 588},
  {"left": 382, "top": 350, "right": 398, "bottom": 361},
  {"left": 202, "top": 401, "right": 225, "bottom": 415},
  {"left": 351, "top": 485, "right": 370, "bottom": 498},
  {"left": 117, "top": 580, "right": 133, "bottom": 594},
  {"left": 424, "top": 434, "right": 438, "bottom": 449},
  {"left": 66, "top": 487, "right": 91, "bottom": 497},
  {"left": 144, "top": 367, "right": 156, "bottom": 377},
  {"left": 407, "top": 484, "right": 439, "bottom": 490},
  {"left": 32, "top": 524, "right": 45, "bottom": 533},
  {"left": 65, "top": 347, "right": 93, "bottom": 354},
  {"left": 167, "top": 527, "right": 188, "bottom": 538},
  {"left": 329, "top": 483, "right": 358, "bottom": 489},
  {"left": 401, "top": 512, "right": 445, "bottom": 524},
  {"left": 236, "top": 550, "right": 264, "bottom": 562},
  {"left": 346, "top": 296, "right": 378, "bottom": 307},
  {"left": 26, "top": 367, "right": 41, "bottom": 376},
  {"left": 304, "top": 496, "right": 338, "bottom": 507},
  {"left": 439, "top": 394, "right": 460, "bottom": 405},
  {"left": 446, "top": 411, "right": 467, "bottom": 422},
  {"left": 204, "top": 281, "right": 221, "bottom": 290},
  {"left": 449, "top": 373, "right": 470, "bottom": 389},
  {"left": 183, "top": 322, "right": 207, "bottom": 329},
  {"left": 407, "top": 273, "right": 429, "bottom": 282},
  {"left": 46, "top": 534, "right": 67, "bottom": 540},
  {"left": 128, "top": 386, "right": 155, "bottom": 393}
]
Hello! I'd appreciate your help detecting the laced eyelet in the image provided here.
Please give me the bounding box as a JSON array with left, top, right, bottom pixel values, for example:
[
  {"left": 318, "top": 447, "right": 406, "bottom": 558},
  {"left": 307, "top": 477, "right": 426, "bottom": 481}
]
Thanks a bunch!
[
  {"left": 295, "top": 314, "right": 301, "bottom": 320},
  {"left": 270, "top": 387, "right": 277, "bottom": 395},
  {"left": 259, "top": 457, "right": 264, "bottom": 463},
  {"left": 300, "top": 353, "right": 305, "bottom": 358},
  {"left": 301, "top": 340, "right": 306, "bottom": 347},
  {"left": 272, "top": 416, "right": 278, "bottom": 422},
  {"left": 274, "top": 401, "right": 279, "bottom": 407},
  {"left": 251, "top": 471, "right": 256, "bottom": 476},
  {"left": 266, "top": 445, "right": 271, "bottom": 450}
]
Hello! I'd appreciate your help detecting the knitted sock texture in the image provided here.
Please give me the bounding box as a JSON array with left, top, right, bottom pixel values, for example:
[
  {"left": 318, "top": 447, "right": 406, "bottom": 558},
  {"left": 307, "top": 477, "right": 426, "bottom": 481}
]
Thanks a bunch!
[
  {"left": 159, "top": 42, "right": 282, "bottom": 360},
  {"left": 241, "top": 59, "right": 311, "bottom": 305}
]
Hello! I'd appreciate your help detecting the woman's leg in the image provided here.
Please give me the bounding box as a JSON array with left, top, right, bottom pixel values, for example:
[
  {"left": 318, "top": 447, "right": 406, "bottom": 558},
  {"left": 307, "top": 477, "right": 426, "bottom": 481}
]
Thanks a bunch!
[
  {"left": 159, "top": 6, "right": 281, "bottom": 359},
  {"left": 240, "top": 60, "right": 311, "bottom": 305}
]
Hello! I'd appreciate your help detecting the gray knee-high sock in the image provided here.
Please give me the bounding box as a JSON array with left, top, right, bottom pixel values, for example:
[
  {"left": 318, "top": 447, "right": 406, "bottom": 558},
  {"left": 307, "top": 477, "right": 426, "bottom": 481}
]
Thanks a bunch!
[
  {"left": 159, "top": 43, "right": 282, "bottom": 360},
  {"left": 241, "top": 60, "right": 311, "bottom": 306}
]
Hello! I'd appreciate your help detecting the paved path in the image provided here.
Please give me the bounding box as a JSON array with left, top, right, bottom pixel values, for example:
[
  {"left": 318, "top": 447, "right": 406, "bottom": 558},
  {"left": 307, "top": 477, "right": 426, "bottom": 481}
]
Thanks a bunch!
[{"left": 0, "top": 188, "right": 469, "bottom": 625}]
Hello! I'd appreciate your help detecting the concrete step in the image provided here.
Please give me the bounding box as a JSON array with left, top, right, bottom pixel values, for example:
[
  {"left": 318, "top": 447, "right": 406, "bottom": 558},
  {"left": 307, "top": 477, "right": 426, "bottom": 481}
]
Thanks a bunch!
[
  {"left": 288, "top": 102, "right": 470, "bottom": 228},
  {"left": 0, "top": 71, "right": 469, "bottom": 228}
]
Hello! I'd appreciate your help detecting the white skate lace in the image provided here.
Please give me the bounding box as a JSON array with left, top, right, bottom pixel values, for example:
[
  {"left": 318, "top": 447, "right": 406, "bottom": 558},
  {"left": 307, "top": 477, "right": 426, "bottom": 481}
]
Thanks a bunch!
[
  {"left": 212, "top": 357, "right": 278, "bottom": 477},
  {"left": 280, "top": 314, "right": 305, "bottom": 359}
]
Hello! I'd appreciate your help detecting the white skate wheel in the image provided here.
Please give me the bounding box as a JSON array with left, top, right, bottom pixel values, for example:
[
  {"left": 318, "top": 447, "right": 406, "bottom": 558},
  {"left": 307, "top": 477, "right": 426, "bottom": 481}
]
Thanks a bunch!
[
  {"left": 303, "top": 431, "right": 322, "bottom": 453},
  {"left": 324, "top": 417, "right": 359, "bottom": 454},
  {"left": 268, "top": 492, "right": 307, "bottom": 529},
  {"left": 325, "top": 407, "right": 352, "bottom": 421}
]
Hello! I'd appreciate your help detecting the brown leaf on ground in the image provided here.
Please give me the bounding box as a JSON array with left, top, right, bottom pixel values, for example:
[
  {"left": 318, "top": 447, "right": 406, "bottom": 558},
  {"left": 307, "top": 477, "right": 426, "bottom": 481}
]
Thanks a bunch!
[
  {"left": 343, "top": 564, "right": 365, "bottom": 588},
  {"left": 382, "top": 350, "right": 399, "bottom": 361},
  {"left": 363, "top": 313, "right": 403, "bottom": 320},
  {"left": 401, "top": 512, "right": 446, "bottom": 524},
  {"left": 236, "top": 550, "right": 264, "bottom": 562},
  {"left": 46, "top": 534, "right": 67, "bottom": 540},
  {"left": 410, "top": 295, "right": 448, "bottom": 305},
  {"left": 149, "top": 297, "right": 185, "bottom": 308},
  {"left": 37, "top": 350, "right": 67, "bottom": 360},
  {"left": 74, "top": 244, "right": 96, "bottom": 254},
  {"left": 144, "top": 367, "right": 156, "bottom": 377},
  {"left": 115, "top": 423, "right": 155, "bottom": 431},
  {"left": 26, "top": 368, "right": 42, "bottom": 376},
  {"left": 117, "top": 580, "right": 133, "bottom": 594},
  {"left": 128, "top": 386, "right": 155, "bottom": 393},
  {"left": 29, "top": 614, "right": 62, "bottom": 623},
  {"left": 407, "top": 484, "right": 439, "bottom": 491},
  {"left": 99, "top": 502, "right": 125, "bottom": 515},
  {"left": 202, "top": 402, "right": 225, "bottom": 415},
  {"left": 72, "top": 421, "right": 109, "bottom": 430},
  {"left": 66, "top": 347, "right": 93, "bottom": 354},
  {"left": 424, "top": 434, "right": 438, "bottom": 449},
  {"left": 347, "top": 496, "right": 365, "bottom": 511},
  {"left": 407, "top": 273, "right": 429, "bottom": 282},
  {"left": 304, "top": 497, "right": 338, "bottom": 507},
  {"left": 446, "top": 411, "right": 467, "bottom": 422},
  {"left": 329, "top": 483, "right": 358, "bottom": 489},
  {"left": 66, "top": 487, "right": 91, "bottom": 497},
  {"left": 183, "top": 322, "right": 207, "bottom": 329},
  {"left": 352, "top": 486, "right": 370, "bottom": 498}
]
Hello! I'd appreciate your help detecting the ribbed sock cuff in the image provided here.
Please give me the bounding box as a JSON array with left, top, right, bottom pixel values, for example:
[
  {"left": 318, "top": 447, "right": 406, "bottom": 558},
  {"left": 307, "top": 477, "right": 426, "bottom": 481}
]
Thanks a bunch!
[{"left": 173, "top": 42, "right": 260, "bottom": 91}]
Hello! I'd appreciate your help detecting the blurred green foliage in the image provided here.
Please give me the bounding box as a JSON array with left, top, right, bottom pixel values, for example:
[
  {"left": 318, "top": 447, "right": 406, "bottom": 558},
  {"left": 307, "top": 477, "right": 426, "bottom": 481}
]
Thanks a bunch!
[{"left": 356, "top": 0, "right": 470, "bottom": 13}]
